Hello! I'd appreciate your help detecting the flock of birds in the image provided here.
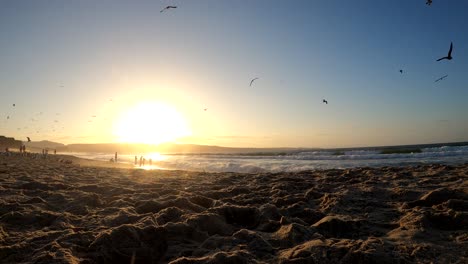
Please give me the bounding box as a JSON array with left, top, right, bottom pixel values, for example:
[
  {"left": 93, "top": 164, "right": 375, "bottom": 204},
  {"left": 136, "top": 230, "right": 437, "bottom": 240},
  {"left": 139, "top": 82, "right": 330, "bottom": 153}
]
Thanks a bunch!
[{"left": 1, "top": 1, "right": 459, "bottom": 143}]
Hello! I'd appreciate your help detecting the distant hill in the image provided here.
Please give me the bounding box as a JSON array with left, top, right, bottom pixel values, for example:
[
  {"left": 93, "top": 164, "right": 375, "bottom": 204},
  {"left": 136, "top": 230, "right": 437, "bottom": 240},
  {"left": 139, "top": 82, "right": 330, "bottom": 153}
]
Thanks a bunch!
[
  {"left": 57, "top": 142, "right": 315, "bottom": 154},
  {"left": 24, "top": 140, "right": 65, "bottom": 150},
  {"left": 58, "top": 143, "right": 154, "bottom": 154},
  {"left": 0, "top": 136, "right": 22, "bottom": 150}
]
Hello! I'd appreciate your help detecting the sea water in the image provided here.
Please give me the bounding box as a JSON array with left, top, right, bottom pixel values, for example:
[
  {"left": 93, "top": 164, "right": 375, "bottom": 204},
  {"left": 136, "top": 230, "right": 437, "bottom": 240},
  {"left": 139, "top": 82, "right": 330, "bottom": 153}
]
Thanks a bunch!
[{"left": 66, "top": 144, "right": 468, "bottom": 173}]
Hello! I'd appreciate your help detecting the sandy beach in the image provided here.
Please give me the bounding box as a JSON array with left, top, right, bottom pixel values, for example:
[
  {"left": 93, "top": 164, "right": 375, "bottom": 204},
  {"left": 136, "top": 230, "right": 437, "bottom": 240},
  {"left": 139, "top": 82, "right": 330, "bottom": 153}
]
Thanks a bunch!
[{"left": 0, "top": 153, "right": 467, "bottom": 263}]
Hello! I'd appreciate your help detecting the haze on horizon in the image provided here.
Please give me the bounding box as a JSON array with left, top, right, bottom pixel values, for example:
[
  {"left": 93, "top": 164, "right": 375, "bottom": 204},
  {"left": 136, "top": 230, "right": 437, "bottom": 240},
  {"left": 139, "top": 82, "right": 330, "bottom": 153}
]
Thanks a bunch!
[{"left": 0, "top": 1, "right": 467, "bottom": 148}]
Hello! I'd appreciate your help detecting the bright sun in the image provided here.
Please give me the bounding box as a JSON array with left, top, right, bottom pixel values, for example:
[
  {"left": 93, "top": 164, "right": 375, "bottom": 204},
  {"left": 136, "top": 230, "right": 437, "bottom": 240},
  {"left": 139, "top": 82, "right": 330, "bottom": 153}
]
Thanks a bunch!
[{"left": 114, "top": 102, "right": 191, "bottom": 145}]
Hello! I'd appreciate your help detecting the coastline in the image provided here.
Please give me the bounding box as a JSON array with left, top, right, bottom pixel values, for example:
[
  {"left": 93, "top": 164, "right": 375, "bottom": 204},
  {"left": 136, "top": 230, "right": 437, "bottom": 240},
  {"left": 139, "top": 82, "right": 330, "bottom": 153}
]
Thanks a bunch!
[{"left": 0, "top": 153, "right": 467, "bottom": 263}]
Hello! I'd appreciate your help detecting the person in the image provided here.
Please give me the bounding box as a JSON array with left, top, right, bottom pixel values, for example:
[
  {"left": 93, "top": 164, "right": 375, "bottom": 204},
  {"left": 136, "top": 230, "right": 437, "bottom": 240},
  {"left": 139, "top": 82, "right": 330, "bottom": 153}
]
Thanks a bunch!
[
  {"left": 149, "top": 158, "right": 152, "bottom": 166},
  {"left": 23, "top": 145, "right": 26, "bottom": 153},
  {"left": 134, "top": 156, "right": 138, "bottom": 165},
  {"left": 139, "top": 156, "right": 143, "bottom": 167},
  {"left": 54, "top": 149, "right": 56, "bottom": 155},
  {"left": 115, "top": 152, "right": 118, "bottom": 162}
]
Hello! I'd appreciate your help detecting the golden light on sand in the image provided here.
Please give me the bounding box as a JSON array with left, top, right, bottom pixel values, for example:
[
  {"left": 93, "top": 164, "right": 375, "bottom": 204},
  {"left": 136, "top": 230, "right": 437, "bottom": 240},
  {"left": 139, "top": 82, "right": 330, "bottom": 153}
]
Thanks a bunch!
[{"left": 114, "top": 102, "right": 191, "bottom": 145}]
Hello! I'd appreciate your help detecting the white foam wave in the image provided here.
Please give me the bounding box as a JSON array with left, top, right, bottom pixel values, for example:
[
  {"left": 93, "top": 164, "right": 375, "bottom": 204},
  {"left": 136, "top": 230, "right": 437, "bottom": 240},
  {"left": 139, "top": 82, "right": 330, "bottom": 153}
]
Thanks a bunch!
[{"left": 66, "top": 145, "right": 468, "bottom": 173}]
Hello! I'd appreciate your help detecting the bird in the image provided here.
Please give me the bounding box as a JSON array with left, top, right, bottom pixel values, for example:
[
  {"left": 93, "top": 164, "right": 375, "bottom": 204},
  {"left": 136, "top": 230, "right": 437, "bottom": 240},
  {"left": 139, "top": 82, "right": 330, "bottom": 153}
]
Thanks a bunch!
[
  {"left": 160, "top": 6, "right": 177, "bottom": 13},
  {"left": 323, "top": 99, "right": 328, "bottom": 104},
  {"left": 434, "top": 75, "right": 448, "bottom": 82},
  {"left": 203, "top": 108, "right": 207, "bottom": 111},
  {"left": 250, "top": 77, "right": 259, "bottom": 87},
  {"left": 27, "top": 137, "right": 31, "bottom": 142},
  {"left": 426, "top": 0, "right": 432, "bottom": 6},
  {"left": 437, "top": 42, "right": 453, "bottom": 61},
  {"left": 399, "top": 69, "right": 403, "bottom": 74},
  {"left": 6, "top": 116, "right": 9, "bottom": 119},
  {"left": 12, "top": 104, "right": 15, "bottom": 107}
]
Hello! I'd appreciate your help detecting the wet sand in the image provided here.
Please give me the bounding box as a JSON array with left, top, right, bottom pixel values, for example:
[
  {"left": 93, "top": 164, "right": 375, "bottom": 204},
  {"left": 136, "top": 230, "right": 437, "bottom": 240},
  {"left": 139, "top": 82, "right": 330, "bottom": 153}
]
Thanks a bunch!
[{"left": 0, "top": 153, "right": 467, "bottom": 263}]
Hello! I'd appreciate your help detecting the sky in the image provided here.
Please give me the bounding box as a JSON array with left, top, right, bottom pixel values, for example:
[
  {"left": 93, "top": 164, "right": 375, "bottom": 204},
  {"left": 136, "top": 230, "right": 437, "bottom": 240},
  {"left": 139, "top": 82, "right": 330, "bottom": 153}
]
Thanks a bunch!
[{"left": 0, "top": 0, "right": 467, "bottom": 148}]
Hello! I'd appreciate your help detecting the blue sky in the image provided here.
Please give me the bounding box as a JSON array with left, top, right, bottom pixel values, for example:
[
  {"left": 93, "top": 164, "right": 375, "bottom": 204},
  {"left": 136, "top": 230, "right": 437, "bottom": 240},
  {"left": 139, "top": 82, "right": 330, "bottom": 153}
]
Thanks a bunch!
[{"left": 0, "top": 0, "right": 467, "bottom": 147}]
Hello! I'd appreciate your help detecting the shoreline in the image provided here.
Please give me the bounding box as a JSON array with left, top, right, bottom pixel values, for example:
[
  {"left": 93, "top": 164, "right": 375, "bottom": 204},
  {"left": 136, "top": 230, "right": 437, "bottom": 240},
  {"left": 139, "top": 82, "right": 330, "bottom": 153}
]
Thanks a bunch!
[{"left": 0, "top": 153, "right": 467, "bottom": 263}]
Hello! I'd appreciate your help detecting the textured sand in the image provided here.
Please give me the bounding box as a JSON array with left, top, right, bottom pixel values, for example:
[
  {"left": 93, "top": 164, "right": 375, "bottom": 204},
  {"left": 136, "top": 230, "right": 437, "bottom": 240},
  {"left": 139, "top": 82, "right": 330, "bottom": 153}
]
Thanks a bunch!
[{"left": 0, "top": 153, "right": 467, "bottom": 263}]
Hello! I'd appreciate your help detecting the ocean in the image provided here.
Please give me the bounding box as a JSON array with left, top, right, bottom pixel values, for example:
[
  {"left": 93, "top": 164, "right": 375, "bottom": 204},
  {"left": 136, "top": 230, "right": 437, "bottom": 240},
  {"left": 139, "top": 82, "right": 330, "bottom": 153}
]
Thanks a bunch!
[{"left": 65, "top": 142, "right": 468, "bottom": 173}]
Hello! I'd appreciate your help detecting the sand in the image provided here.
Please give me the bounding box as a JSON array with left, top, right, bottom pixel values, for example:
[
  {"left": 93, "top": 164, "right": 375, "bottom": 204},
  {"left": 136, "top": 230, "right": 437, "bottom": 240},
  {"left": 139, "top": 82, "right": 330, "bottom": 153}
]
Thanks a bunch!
[{"left": 0, "top": 153, "right": 467, "bottom": 263}]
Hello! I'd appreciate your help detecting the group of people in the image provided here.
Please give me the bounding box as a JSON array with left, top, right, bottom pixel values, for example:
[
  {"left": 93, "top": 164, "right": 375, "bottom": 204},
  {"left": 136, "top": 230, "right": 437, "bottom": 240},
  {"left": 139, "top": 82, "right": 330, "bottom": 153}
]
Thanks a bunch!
[
  {"left": 135, "top": 155, "right": 152, "bottom": 167},
  {"left": 1, "top": 145, "right": 57, "bottom": 158},
  {"left": 108, "top": 152, "right": 154, "bottom": 167}
]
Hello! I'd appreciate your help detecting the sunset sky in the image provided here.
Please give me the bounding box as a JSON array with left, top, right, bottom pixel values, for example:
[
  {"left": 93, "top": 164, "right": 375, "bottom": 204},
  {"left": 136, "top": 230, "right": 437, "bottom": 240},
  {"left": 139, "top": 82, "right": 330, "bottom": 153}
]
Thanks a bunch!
[{"left": 0, "top": 1, "right": 467, "bottom": 148}]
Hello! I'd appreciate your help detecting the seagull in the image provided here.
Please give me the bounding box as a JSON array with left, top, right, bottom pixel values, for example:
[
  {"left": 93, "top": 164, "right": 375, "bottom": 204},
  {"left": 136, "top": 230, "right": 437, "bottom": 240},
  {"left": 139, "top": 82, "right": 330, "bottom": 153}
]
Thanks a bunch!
[
  {"left": 250, "top": 77, "right": 259, "bottom": 87},
  {"left": 426, "top": 0, "right": 432, "bottom": 6},
  {"left": 160, "top": 6, "right": 177, "bottom": 13},
  {"left": 434, "top": 75, "right": 448, "bottom": 82},
  {"left": 323, "top": 99, "right": 328, "bottom": 104},
  {"left": 12, "top": 104, "right": 15, "bottom": 107},
  {"left": 6, "top": 116, "right": 9, "bottom": 119},
  {"left": 27, "top": 137, "right": 31, "bottom": 142},
  {"left": 399, "top": 69, "right": 403, "bottom": 74},
  {"left": 437, "top": 42, "right": 453, "bottom": 61}
]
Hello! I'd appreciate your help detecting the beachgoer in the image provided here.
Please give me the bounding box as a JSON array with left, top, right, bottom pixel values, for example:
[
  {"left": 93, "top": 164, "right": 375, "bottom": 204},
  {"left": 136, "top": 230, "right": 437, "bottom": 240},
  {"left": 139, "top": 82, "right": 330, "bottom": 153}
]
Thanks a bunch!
[
  {"left": 134, "top": 156, "right": 137, "bottom": 165},
  {"left": 115, "top": 152, "right": 118, "bottom": 162},
  {"left": 54, "top": 149, "right": 56, "bottom": 155},
  {"left": 149, "top": 158, "right": 152, "bottom": 166},
  {"left": 139, "top": 156, "right": 143, "bottom": 167}
]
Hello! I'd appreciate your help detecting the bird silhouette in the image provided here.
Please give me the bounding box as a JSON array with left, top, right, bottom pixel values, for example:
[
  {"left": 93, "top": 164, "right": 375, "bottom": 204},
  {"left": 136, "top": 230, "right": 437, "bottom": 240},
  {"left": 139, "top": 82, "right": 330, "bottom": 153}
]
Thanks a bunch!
[
  {"left": 426, "top": 0, "right": 432, "bottom": 6},
  {"left": 323, "top": 99, "right": 328, "bottom": 104},
  {"left": 161, "top": 6, "right": 177, "bottom": 13},
  {"left": 6, "top": 116, "right": 9, "bottom": 119},
  {"left": 250, "top": 77, "right": 259, "bottom": 87},
  {"left": 12, "top": 104, "right": 15, "bottom": 107},
  {"left": 434, "top": 75, "right": 448, "bottom": 82},
  {"left": 437, "top": 42, "right": 453, "bottom": 61},
  {"left": 399, "top": 69, "right": 403, "bottom": 74},
  {"left": 27, "top": 137, "right": 31, "bottom": 142}
]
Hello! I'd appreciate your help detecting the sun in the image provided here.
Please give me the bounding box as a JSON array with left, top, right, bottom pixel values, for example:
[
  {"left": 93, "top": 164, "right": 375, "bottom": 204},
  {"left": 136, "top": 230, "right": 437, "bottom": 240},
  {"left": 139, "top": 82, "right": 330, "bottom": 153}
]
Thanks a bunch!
[{"left": 114, "top": 101, "right": 191, "bottom": 145}]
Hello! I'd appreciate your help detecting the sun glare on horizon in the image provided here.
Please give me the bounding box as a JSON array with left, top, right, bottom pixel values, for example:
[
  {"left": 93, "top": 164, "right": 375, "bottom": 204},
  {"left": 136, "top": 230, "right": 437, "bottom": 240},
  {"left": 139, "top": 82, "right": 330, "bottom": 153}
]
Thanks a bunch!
[{"left": 114, "top": 102, "right": 191, "bottom": 145}]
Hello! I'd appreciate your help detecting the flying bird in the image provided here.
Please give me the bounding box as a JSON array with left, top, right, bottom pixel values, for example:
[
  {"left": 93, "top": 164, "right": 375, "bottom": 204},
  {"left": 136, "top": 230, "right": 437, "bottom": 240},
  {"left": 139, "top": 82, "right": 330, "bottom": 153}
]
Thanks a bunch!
[
  {"left": 203, "top": 108, "right": 207, "bottom": 111},
  {"left": 434, "top": 75, "right": 448, "bottom": 82},
  {"left": 323, "top": 99, "right": 328, "bottom": 104},
  {"left": 12, "top": 104, "right": 15, "bottom": 107},
  {"left": 250, "top": 77, "right": 259, "bottom": 87},
  {"left": 160, "top": 6, "right": 177, "bottom": 13},
  {"left": 426, "top": 0, "right": 432, "bottom": 6},
  {"left": 399, "top": 69, "right": 403, "bottom": 74},
  {"left": 27, "top": 137, "right": 31, "bottom": 142},
  {"left": 436, "top": 42, "right": 453, "bottom": 61}
]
